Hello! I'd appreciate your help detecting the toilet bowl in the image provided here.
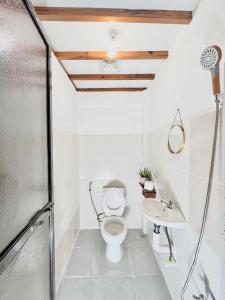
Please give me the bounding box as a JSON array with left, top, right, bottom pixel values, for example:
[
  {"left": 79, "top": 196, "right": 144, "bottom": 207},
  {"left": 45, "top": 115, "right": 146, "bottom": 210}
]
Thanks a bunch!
[
  {"left": 101, "top": 216, "right": 127, "bottom": 262},
  {"left": 100, "top": 188, "right": 127, "bottom": 263}
]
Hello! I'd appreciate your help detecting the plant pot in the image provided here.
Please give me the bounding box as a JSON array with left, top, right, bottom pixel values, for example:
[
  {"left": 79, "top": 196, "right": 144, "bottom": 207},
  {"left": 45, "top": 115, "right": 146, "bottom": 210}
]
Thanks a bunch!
[
  {"left": 144, "top": 180, "right": 154, "bottom": 191},
  {"left": 142, "top": 190, "right": 156, "bottom": 199},
  {"left": 139, "top": 182, "right": 156, "bottom": 199}
]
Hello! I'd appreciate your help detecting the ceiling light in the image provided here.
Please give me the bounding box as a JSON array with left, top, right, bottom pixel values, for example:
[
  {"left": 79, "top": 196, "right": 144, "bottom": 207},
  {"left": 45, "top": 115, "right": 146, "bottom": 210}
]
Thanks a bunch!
[
  {"left": 107, "top": 29, "right": 118, "bottom": 60},
  {"left": 99, "top": 60, "right": 120, "bottom": 73}
]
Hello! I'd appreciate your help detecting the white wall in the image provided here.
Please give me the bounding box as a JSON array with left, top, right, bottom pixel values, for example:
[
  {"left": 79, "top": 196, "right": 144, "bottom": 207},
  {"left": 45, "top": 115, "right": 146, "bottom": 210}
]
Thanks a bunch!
[
  {"left": 51, "top": 54, "right": 79, "bottom": 288},
  {"left": 145, "top": 0, "right": 225, "bottom": 299},
  {"left": 78, "top": 91, "right": 146, "bottom": 229}
]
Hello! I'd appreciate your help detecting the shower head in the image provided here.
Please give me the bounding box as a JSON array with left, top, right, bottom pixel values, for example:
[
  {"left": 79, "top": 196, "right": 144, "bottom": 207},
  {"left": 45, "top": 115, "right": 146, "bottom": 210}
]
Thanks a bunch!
[
  {"left": 200, "top": 45, "right": 222, "bottom": 96},
  {"left": 200, "top": 46, "right": 221, "bottom": 70}
]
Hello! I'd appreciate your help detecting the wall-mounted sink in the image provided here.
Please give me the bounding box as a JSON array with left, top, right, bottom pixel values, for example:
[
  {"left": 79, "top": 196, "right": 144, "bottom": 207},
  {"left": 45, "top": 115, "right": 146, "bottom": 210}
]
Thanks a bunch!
[{"left": 140, "top": 198, "right": 186, "bottom": 229}]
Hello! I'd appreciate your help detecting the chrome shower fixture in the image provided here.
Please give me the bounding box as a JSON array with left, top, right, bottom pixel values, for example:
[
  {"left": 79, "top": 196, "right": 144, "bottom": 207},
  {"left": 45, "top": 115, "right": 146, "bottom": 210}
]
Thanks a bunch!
[
  {"left": 200, "top": 45, "right": 222, "bottom": 96},
  {"left": 181, "top": 45, "right": 222, "bottom": 300},
  {"left": 193, "top": 294, "right": 206, "bottom": 300}
]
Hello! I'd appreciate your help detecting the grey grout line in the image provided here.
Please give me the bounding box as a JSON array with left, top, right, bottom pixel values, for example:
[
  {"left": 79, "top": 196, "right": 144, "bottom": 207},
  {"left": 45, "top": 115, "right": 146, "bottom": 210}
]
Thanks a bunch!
[
  {"left": 63, "top": 273, "right": 158, "bottom": 279},
  {"left": 64, "top": 274, "right": 134, "bottom": 279},
  {"left": 73, "top": 246, "right": 105, "bottom": 249},
  {"left": 64, "top": 275, "right": 97, "bottom": 278},
  {"left": 127, "top": 247, "right": 138, "bottom": 300},
  {"left": 92, "top": 278, "right": 95, "bottom": 300}
]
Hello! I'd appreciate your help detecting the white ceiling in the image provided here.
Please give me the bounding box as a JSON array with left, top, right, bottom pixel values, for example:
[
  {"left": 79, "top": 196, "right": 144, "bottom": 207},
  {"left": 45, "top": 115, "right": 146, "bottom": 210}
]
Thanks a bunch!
[
  {"left": 75, "top": 80, "right": 152, "bottom": 89},
  {"left": 32, "top": 0, "right": 200, "bottom": 89},
  {"left": 40, "top": 22, "right": 182, "bottom": 51}
]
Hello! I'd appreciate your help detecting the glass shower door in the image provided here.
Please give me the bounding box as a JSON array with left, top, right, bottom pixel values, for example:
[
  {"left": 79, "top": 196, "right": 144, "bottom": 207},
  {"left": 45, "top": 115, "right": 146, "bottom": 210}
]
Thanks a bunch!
[
  {"left": 0, "top": 1, "right": 54, "bottom": 299},
  {"left": 0, "top": 212, "right": 51, "bottom": 300}
]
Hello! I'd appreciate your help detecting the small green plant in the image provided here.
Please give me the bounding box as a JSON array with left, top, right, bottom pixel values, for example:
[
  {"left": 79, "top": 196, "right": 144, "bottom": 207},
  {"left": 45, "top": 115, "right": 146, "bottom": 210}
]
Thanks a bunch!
[{"left": 138, "top": 168, "right": 152, "bottom": 180}]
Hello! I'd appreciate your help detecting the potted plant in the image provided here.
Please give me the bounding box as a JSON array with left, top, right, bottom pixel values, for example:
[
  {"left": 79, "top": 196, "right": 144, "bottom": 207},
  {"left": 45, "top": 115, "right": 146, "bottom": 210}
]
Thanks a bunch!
[
  {"left": 138, "top": 168, "right": 156, "bottom": 198},
  {"left": 138, "top": 168, "right": 152, "bottom": 184}
]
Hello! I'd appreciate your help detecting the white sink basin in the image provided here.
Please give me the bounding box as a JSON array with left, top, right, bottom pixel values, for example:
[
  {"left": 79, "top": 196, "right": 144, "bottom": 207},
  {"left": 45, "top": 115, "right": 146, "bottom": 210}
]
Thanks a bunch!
[{"left": 140, "top": 198, "right": 186, "bottom": 229}]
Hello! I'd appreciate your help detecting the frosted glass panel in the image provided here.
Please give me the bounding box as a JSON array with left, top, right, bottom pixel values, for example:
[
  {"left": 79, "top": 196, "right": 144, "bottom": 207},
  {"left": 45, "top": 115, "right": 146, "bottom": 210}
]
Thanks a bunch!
[
  {"left": 0, "top": 1, "right": 49, "bottom": 252},
  {"left": 0, "top": 218, "right": 50, "bottom": 300}
]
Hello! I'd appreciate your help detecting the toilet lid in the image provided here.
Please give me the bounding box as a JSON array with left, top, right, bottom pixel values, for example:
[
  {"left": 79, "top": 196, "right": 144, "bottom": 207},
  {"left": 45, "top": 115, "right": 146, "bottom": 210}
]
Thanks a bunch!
[{"left": 102, "top": 188, "right": 125, "bottom": 216}]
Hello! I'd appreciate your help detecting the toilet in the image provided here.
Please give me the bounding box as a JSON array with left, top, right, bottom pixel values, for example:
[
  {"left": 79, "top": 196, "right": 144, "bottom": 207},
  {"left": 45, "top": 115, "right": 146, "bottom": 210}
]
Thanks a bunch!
[{"left": 101, "top": 187, "right": 127, "bottom": 263}]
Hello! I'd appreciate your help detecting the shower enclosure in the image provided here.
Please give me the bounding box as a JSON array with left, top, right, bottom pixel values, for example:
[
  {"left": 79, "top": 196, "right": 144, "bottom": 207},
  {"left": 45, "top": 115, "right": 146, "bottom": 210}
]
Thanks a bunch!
[{"left": 0, "top": 1, "right": 54, "bottom": 299}]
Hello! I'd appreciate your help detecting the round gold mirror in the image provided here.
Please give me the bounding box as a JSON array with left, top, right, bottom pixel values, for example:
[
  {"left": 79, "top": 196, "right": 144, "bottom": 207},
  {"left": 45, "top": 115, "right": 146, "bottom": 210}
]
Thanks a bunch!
[{"left": 168, "top": 124, "right": 185, "bottom": 154}]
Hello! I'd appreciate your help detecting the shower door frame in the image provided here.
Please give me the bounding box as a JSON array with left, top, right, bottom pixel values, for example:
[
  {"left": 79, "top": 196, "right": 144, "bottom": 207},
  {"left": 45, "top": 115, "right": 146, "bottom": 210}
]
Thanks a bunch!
[
  {"left": 223, "top": 64, "right": 225, "bottom": 300},
  {"left": 0, "top": 1, "right": 55, "bottom": 299}
]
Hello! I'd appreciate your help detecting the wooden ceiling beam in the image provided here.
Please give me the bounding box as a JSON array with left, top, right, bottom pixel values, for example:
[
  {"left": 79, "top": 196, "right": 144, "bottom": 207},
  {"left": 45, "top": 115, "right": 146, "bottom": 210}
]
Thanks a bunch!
[
  {"left": 55, "top": 51, "right": 168, "bottom": 60},
  {"left": 77, "top": 87, "right": 147, "bottom": 92},
  {"left": 35, "top": 7, "right": 192, "bottom": 24},
  {"left": 69, "top": 74, "right": 155, "bottom": 80}
]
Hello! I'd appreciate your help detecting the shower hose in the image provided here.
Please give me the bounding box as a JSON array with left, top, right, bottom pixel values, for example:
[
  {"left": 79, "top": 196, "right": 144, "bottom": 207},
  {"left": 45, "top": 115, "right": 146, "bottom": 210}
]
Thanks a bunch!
[
  {"left": 88, "top": 181, "right": 105, "bottom": 228},
  {"left": 181, "top": 97, "right": 220, "bottom": 300}
]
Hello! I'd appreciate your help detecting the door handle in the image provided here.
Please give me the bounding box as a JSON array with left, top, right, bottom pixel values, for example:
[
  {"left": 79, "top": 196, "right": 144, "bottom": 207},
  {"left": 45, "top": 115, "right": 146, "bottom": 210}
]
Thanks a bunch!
[{"left": 0, "top": 204, "right": 51, "bottom": 276}]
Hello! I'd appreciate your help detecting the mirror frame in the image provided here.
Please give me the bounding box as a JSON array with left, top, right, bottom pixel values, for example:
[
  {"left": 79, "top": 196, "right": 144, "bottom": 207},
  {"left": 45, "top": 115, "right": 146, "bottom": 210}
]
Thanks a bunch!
[{"left": 168, "top": 124, "right": 186, "bottom": 154}]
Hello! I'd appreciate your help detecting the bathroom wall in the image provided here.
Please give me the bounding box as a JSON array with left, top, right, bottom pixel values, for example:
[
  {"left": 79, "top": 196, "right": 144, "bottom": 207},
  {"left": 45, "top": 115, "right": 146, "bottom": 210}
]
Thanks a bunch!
[
  {"left": 145, "top": 0, "right": 225, "bottom": 299},
  {"left": 51, "top": 54, "right": 79, "bottom": 289},
  {"left": 78, "top": 91, "right": 146, "bottom": 229}
]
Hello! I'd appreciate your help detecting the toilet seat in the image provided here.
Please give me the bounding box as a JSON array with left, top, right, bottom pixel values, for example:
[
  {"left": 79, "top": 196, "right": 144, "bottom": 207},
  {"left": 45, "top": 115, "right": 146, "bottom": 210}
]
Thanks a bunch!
[{"left": 102, "top": 216, "right": 127, "bottom": 239}]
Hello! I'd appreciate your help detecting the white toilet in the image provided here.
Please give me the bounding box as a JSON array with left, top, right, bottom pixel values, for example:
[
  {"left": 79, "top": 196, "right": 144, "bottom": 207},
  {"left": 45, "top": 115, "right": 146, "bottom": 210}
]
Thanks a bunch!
[{"left": 101, "top": 187, "right": 127, "bottom": 263}]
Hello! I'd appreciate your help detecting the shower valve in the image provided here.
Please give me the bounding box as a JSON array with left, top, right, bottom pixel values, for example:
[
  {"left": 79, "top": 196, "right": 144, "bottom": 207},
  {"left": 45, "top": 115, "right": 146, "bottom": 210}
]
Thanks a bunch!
[
  {"left": 193, "top": 294, "right": 206, "bottom": 300},
  {"left": 218, "top": 92, "right": 224, "bottom": 105}
]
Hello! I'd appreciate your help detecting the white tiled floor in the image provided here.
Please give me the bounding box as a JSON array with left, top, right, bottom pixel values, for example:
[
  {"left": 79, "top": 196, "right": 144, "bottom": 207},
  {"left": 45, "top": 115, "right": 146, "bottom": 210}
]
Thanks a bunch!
[{"left": 57, "top": 229, "right": 172, "bottom": 300}]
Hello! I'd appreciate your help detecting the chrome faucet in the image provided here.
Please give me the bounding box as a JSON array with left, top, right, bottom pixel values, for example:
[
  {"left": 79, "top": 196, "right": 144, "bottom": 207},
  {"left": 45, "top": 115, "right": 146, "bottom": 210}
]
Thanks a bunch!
[{"left": 160, "top": 199, "right": 174, "bottom": 209}]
